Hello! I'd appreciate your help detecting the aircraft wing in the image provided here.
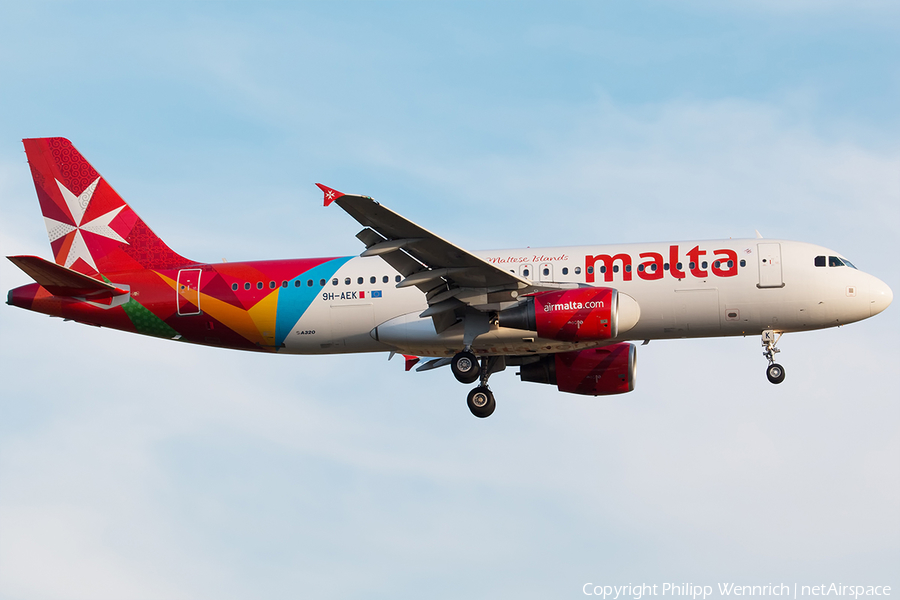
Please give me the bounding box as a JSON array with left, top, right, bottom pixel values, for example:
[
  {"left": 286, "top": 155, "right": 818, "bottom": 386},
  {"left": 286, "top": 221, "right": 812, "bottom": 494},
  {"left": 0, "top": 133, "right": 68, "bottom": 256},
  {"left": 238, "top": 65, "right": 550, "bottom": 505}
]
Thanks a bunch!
[{"left": 318, "top": 184, "right": 537, "bottom": 331}]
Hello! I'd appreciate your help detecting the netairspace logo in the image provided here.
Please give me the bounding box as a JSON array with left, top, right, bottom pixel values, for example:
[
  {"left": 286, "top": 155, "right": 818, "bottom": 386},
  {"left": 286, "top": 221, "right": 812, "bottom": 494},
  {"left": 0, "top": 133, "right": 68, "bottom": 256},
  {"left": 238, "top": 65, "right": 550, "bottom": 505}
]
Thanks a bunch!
[{"left": 582, "top": 583, "right": 892, "bottom": 600}]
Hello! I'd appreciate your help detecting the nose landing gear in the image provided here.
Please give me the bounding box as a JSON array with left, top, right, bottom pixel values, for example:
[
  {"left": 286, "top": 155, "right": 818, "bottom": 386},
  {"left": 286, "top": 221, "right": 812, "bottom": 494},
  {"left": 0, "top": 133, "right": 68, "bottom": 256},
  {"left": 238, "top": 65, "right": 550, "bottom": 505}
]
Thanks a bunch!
[{"left": 762, "top": 330, "right": 786, "bottom": 384}]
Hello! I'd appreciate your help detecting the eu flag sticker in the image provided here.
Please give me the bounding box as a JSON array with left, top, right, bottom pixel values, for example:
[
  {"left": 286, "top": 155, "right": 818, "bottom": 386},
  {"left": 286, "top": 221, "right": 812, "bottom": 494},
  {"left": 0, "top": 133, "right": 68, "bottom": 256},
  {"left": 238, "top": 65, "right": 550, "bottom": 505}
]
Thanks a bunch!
[{"left": 371, "top": 290, "right": 383, "bottom": 298}]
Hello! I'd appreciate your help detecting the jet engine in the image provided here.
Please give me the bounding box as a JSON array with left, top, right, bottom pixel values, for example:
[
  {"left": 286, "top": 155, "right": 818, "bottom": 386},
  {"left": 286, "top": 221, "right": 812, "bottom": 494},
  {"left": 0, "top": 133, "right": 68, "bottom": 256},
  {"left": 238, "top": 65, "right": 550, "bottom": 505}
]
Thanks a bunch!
[
  {"left": 518, "top": 342, "right": 637, "bottom": 395},
  {"left": 499, "top": 288, "right": 640, "bottom": 342}
]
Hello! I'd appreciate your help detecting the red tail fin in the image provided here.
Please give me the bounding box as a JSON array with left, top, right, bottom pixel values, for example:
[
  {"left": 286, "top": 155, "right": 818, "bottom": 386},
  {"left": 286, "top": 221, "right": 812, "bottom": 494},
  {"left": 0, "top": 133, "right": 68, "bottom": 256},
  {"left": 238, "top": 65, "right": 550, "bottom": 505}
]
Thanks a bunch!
[{"left": 23, "top": 137, "right": 192, "bottom": 275}]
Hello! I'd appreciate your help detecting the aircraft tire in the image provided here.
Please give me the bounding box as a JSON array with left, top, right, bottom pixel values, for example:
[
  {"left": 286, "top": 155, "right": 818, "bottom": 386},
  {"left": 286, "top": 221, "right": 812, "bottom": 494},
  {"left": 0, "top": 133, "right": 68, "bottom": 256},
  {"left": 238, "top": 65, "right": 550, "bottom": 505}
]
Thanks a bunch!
[
  {"left": 766, "top": 363, "right": 786, "bottom": 384},
  {"left": 451, "top": 351, "right": 481, "bottom": 384},
  {"left": 467, "top": 386, "right": 495, "bottom": 418}
]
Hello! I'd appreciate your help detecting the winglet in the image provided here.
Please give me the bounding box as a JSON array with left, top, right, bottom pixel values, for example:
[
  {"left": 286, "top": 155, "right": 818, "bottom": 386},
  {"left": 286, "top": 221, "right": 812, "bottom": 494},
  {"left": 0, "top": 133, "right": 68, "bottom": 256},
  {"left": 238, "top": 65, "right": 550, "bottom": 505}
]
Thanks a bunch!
[{"left": 316, "top": 183, "right": 344, "bottom": 207}]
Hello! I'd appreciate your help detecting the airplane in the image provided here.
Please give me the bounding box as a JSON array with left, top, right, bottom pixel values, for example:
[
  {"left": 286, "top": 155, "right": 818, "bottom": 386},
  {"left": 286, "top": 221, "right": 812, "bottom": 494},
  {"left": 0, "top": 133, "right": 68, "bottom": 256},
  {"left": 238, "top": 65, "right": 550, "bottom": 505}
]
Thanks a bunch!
[{"left": 6, "top": 138, "right": 893, "bottom": 417}]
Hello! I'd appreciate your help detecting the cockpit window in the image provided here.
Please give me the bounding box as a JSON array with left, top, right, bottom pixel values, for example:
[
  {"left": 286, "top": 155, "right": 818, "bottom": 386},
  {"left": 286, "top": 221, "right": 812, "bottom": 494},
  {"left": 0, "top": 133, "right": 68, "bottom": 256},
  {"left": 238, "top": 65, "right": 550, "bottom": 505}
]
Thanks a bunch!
[{"left": 823, "top": 256, "right": 857, "bottom": 269}]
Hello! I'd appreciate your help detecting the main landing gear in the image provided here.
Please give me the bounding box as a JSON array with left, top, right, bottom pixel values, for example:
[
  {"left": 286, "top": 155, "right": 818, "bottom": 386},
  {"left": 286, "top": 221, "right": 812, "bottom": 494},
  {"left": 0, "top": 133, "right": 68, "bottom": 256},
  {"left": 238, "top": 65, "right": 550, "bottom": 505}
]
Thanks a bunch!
[
  {"left": 451, "top": 350, "right": 480, "bottom": 384},
  {"left": 762, "top": 330, "right": 786, "bottom": 384},
  {"left": 467, "top": 386, "right": 495, "bottom": 419},
  {"left": 452, "top": 350, "right": 504, "bottom": 418}
]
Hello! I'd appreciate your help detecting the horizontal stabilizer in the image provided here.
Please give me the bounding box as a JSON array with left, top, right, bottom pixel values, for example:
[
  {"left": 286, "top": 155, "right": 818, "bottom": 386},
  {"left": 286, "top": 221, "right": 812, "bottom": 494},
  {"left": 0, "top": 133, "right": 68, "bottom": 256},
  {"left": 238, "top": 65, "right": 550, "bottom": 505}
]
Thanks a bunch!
[
  {"left": 416, "top": 357, "right": 452, "bottom": 372},
  {"left": 8, "top": 255, "right": 127, "bottom": 297}
]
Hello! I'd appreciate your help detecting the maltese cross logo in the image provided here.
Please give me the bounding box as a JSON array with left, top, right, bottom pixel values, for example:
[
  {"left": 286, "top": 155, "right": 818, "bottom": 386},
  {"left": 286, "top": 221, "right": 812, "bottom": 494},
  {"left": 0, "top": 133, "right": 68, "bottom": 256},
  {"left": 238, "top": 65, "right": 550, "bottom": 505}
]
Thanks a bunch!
[{"left": 43, "top": 177, "right": 129, "bottom": 272}]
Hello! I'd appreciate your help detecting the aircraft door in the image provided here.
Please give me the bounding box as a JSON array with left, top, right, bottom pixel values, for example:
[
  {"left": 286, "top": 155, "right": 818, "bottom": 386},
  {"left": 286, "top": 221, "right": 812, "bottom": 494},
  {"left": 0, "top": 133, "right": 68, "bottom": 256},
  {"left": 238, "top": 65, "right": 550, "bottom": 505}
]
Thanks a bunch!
[
  {"left": 757, "top": 243, "right": 784, "bottom": 288},
  {"left": 177, "top": 268, "right": 202, "bottom": 315},
  {"left": 539, "top": 263, "right": 553, "bottom": 282}
]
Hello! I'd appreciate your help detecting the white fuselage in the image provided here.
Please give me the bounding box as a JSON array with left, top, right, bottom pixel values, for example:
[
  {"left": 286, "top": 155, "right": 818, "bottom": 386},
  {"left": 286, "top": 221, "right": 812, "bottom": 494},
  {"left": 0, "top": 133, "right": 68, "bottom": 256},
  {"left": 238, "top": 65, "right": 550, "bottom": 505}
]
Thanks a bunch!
[{"left": 281, "top": 239, "right": 892, "bottom": 357}]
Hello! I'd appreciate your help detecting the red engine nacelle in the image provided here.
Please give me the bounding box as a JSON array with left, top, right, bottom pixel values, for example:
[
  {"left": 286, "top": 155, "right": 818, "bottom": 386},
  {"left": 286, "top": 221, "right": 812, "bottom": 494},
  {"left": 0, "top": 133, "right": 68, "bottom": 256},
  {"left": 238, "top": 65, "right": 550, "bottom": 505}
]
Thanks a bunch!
[
  {"left": 518, "top": 342, "right": 637, "bottom": 396},
  {"left": 499, "top": 287, "right": 619, "bottom": 342}
]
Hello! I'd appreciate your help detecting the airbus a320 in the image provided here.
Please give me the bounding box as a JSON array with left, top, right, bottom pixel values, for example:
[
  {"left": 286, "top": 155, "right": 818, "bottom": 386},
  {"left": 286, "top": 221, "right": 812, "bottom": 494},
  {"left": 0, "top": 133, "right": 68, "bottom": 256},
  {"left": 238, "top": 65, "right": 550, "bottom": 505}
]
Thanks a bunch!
[{"left": 7, "top": 138, "right": 893, "bottom": 417}]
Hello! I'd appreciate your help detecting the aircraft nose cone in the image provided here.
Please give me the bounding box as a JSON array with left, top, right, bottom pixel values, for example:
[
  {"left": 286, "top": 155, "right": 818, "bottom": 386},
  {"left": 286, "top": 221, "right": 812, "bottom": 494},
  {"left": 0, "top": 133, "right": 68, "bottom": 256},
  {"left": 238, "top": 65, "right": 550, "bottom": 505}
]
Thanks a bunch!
[{"left": 870, "top": 278, "right": 892, "bottom": 316}]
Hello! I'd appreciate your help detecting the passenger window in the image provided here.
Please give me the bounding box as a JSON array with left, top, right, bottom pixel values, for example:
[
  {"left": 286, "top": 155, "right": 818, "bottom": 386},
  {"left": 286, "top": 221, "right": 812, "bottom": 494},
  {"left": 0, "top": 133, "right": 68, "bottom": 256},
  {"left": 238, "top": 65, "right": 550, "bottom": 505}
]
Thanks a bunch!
[
  {"left": 587, "top": 266, "right": 593, "bottom": 275},
  {"left": 268, "top": 281, "right": 275, "bottom": 289},
  {"left": 383, "top": 276, "right": 389, "bottom": 283},
  {"left": 815, "top": 256, "right": 826, "bottom": 267},
  {"left": 356, "top": 277, "right": 362, "bottom": 285},
  {"left": 542, "top": 268, "right": 549, "bottom": 276},
  {"left": 664, "top": 263, "right": 670, "bottom": 271},
  {"left": 739, "top": 259, "right": 746, "bottom": 267},
  {"left": 676, "top": 262, "right": 683, "bottom": 270},
  {"left": 345, "top": 277, "right": 351, "bottom": 285},
  {"left": 637, "top": 264, "right": 644, "bottom": 272},
  {"left": 332, "top": 278, "right": 338, "bottom": 286},
  {"left": 727, "top": 260, "right": 734, "bottom": 268},
  {"left": 257, "top": 282, "right": 263, "bottom": 290},
  {"left": 650, "top": 264, "right": 657, "bottom": 272},
  {"left": 395, "top": 275, "right": 401, "bottom": 282},
  {"left": 244, "top": 282, "right": 251, "bottom": 291},
  {"left": 562, "top": 267, "right": 569, "bottom": 275},
  {"left": 281, "top": 281, "right": 287, "bottom": 288},
  {"left": 599, "top": 266, "right": 606, "bottom": 274},
  {"left": 231, "top": 283, "right": 238, "bottom": 291},
  {"left": 613, "top": 265, "right": 619, "bottom": 273},
  {"left": 701, "top": 261, "right": 708, "bottom": 269},
  {"left": 523, "top": 269, "right": 530, "bottom": 277},
  {"left": 574, "top": 267, "right": 581, "bottom": 275},
  {"left": 370, "top": 276, "right": 376, "bottom": 284},
  {"left": 714, "top": 261, "right": 721, "bottom": 269},
  {"left": 320, "top": 279, "right": 326, "bottom": 286},
  {"left": 306, "top": 280, "right": 312, "bottom": 287},
  {"left": 689, "top": 262, "right": 696, "bottom": 270}
]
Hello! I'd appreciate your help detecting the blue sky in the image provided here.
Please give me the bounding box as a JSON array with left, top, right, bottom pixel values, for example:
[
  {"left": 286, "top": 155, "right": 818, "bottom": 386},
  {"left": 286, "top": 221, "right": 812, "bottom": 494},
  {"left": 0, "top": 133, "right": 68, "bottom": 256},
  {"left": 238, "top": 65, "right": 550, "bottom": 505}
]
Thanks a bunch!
[{"left": 0, "top": 2, "right": 898, "bottom": 599}]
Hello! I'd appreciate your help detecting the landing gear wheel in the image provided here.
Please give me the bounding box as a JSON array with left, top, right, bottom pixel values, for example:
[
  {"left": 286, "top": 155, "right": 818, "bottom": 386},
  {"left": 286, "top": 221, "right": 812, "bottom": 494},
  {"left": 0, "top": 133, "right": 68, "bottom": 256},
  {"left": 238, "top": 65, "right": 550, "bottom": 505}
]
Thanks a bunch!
[
  {"left": 452, "top": 351, "right": 480, "bottom": 384},
  {"left": 766, "top": 363, "right": 785, "bottom": 384},
  {"left": 467, "top": 386, "right": 496, "bottom": 418}
]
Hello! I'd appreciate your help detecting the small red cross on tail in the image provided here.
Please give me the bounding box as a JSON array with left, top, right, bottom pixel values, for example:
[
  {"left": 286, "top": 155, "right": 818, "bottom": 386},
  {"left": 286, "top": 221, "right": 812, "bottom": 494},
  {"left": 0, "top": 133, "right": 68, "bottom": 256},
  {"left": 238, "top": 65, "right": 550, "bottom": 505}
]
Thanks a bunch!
[{"left": 316, "top": 183, "right": 344, "bottom": 207}]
